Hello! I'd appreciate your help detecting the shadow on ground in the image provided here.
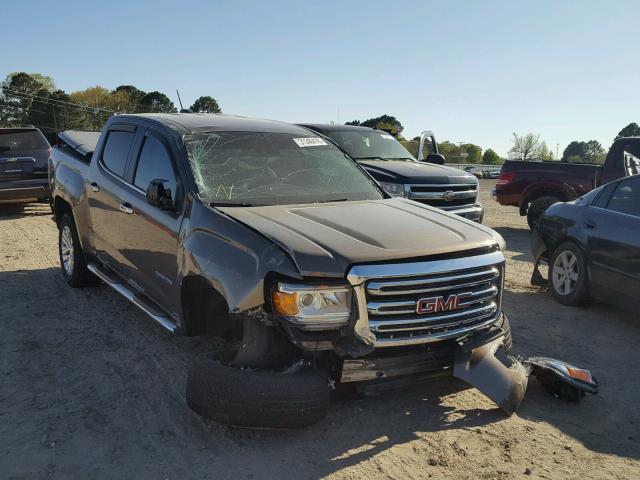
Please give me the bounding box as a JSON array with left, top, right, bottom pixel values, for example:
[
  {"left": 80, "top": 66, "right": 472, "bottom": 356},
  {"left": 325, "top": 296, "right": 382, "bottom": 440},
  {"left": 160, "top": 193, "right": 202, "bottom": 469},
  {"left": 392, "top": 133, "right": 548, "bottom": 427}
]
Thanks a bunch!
[{"left": 1, "top": 266, "right": 639, "bottom": 479}]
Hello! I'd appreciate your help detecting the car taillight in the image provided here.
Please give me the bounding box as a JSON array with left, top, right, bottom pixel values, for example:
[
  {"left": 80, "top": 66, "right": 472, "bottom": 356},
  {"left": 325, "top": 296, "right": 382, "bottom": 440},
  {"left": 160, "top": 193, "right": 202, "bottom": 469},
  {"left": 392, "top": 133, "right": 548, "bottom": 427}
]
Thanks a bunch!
[{"left": 497, "top": 171, "right": 516, "bottom": 186}]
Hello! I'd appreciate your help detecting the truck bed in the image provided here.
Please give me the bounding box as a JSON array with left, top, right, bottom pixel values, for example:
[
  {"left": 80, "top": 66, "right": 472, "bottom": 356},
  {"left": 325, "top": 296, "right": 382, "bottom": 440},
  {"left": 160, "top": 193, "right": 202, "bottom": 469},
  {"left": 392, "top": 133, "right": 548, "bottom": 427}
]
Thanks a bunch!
[
  {"left": 57, "top": 131, "right": 101, "bottom": 162},
  {"left": 496, "top": 160, "right": 601, "bottom": 207}
]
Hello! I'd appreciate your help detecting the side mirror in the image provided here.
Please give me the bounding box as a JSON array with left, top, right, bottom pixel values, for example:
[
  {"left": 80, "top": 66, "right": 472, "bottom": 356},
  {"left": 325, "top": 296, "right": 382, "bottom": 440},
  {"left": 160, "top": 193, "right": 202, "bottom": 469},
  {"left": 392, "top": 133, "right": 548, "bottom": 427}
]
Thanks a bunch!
[
  {"left": 146, "top": 179, "right": 173, "bottom": 210},
  {"left": 425, "top": 154, "right": 445, "bottom": 165}
]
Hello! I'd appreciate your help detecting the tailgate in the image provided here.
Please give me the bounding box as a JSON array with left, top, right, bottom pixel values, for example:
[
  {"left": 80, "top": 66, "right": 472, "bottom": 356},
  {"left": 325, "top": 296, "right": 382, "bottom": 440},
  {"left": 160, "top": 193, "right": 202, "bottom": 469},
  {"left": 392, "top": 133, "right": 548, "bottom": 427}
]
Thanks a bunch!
[{"left": 0, "top": 155, "right": 36, "bottom": 181}]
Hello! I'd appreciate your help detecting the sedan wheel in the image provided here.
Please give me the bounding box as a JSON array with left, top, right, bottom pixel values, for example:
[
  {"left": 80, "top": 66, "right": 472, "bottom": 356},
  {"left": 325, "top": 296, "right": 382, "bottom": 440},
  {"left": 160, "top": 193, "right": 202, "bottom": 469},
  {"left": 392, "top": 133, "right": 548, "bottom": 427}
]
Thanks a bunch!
[
  {"left": 551, "top": 250, "right": 578, "bottom": 295},
  {"left": 548, "top": 242, "right": 589, "bottom": 306}
]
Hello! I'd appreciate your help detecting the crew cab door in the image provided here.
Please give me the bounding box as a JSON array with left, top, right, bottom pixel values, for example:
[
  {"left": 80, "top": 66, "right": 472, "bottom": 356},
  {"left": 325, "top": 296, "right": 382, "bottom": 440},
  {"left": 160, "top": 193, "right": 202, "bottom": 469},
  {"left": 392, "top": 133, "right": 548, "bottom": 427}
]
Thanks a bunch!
[
  {"left": 585, "top": 176, "right": 640, "bottom": 307},
  {"left": 86, "top": 124, "right": 138, "bottom": 272},
  {"left": 116, "top": 128, "right": 184, "bottom": 316}
]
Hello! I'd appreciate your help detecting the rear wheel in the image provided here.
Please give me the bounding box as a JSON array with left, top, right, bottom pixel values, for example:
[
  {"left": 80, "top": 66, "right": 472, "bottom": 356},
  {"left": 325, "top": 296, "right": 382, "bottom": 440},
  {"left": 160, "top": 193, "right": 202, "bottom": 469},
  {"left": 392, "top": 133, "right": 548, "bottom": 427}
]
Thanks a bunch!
[
  {"left": 548, "top": 242, "right": 589, "bottom": 306},
  {"left": 527, "top": 196, "right": 559, "bottom": 229},
  {"left": 58, "top": 214, "right": 96, "bottom": 288}
]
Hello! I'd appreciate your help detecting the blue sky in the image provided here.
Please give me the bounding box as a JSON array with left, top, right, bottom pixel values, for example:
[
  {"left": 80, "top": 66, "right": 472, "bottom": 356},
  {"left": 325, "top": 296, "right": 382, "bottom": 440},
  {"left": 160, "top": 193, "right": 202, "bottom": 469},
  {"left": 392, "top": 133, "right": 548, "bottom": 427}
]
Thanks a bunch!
[{"left": 4, "top": 0, "right": 639, "bottom": 156}]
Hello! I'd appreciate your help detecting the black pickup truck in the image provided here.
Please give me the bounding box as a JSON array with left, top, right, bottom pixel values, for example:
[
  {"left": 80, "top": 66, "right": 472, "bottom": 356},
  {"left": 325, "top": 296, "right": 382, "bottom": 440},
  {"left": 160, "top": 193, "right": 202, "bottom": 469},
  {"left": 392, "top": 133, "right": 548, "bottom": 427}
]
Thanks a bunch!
[
  {"left": 299, "top": 124, "right": 484, "bottom": 222},
  {"left": 0, "top": 127, "right": 51, "bottom": 204},
  {"left": 49, "top": 113, "right": 533, "bottom": 427}
]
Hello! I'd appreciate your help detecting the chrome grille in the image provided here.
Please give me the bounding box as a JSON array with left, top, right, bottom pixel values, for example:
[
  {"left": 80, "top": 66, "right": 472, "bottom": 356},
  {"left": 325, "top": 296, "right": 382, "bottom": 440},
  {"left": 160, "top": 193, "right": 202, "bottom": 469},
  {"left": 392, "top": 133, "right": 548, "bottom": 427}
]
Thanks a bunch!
[
  {"left": 347, "top": 251, "right": 504, "bottom": 347},
  {"left": 407, "top": 183, "right": 478, "bottom": 210}
]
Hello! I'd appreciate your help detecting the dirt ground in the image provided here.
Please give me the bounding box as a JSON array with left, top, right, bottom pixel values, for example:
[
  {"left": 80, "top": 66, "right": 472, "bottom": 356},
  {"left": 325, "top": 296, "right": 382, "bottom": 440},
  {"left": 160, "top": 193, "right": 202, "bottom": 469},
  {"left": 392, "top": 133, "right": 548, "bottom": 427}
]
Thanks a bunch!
[{"left": 1, "top": 180, "right": 638, "bottom": 480}]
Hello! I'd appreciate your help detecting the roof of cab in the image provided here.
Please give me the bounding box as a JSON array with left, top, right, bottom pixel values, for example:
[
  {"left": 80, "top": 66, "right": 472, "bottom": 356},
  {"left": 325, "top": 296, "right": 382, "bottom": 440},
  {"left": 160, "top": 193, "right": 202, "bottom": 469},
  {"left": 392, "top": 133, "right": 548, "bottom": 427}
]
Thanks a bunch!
[{"left": 114, "top": 113, "right": 311, "bottom": 135}]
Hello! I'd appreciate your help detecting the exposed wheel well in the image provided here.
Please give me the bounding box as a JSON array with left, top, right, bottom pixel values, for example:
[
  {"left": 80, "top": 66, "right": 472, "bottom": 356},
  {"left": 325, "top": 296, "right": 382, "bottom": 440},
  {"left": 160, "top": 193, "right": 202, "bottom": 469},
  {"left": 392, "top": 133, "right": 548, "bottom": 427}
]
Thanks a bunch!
[
  {"left": 53, "top": 196, "right": 73, "bottom": 226},
  {"left": 520, "top": 189, "right": 568, "bottom": 215},
  {"left": 181, "top": 275, "right": 236, "bottom": 337}
]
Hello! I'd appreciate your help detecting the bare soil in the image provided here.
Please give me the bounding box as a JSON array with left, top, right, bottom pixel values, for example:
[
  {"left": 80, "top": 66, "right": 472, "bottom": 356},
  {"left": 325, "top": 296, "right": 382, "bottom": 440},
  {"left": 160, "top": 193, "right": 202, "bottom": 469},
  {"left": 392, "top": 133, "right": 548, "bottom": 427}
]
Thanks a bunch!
[{"left": 1, "top": 181, "right": 639, "bottom": 480}]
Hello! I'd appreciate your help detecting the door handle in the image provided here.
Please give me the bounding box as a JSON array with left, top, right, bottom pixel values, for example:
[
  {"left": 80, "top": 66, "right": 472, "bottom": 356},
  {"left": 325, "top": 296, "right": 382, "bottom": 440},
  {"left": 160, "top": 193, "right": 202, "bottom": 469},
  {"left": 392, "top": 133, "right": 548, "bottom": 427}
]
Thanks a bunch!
[
  {"left": 585, "top": 220, "right": 597, "bottom": 229},
  {"left": 90, "top": 182, "right": 100, "bottom": 192},
  {"left": 119, "top": 203, "right": 134, "bottom": 215}
]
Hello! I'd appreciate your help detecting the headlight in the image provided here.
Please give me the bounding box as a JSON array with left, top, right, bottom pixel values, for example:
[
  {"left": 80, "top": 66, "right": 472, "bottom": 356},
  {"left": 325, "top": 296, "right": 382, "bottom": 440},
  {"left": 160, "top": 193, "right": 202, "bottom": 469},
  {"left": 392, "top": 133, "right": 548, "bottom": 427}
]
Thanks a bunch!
[
  {"left": 272, "top": 283, "right": 352, "bottom": 330},
  {"left": 379, "top": 182, "right": 405, "bottom": 197}
]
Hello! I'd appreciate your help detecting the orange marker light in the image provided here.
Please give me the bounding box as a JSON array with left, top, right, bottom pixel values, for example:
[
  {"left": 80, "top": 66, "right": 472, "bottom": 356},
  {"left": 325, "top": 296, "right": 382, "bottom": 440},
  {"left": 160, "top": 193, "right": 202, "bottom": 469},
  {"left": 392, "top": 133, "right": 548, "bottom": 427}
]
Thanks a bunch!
[
  {"left": 567, "top": 367, "right": 593, "bottom": 383},
  {"left": 272, "top": 291, "right": 299, "bottom": 316}
]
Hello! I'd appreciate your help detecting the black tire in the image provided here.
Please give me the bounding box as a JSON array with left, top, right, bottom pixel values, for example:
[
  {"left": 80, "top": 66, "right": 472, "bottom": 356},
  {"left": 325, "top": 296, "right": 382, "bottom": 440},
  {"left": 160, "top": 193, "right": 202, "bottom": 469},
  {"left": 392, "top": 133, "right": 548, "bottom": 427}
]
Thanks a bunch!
[
  {"left": 548, "top": 242, "right": 589, "bottom": 306},
  {"left": 527, "top": 196, "right": 559, "bottom": 230},
  {"left": 58, "top": 213, "right": 96, "bottom": 288},
  {"left": 186, "top": 356, "right": 330, "bottom": 429}
]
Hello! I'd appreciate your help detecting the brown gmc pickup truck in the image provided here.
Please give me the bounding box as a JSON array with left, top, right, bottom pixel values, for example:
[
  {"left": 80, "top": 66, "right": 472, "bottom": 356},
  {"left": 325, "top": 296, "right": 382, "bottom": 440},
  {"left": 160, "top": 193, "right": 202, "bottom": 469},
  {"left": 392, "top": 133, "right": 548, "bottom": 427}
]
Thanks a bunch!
[{"left": 49, "top": 113, "right": 591, "bottom": 428}]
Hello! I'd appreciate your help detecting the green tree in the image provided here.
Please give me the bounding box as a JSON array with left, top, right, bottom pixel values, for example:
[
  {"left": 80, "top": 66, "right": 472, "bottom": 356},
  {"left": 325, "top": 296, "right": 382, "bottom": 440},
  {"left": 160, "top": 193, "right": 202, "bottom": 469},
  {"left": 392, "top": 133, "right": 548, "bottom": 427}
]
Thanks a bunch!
[
  {"left": 140, "top": 91, "right": 176, "bottom": 113},
  {"left": 562, "top": 141, "right": 586, "bottom": 161},
  {"left": 482, "top": 148, "right": 501, "bottom": 165},
  {"left": 615, "top": 122, "right": 640, "bottom": 140},
  {"left": 113, "top": 85, "right": 147, "bottom": 112},
  {"left": 562, "top": 140, "right": 605, "bottom": 163},
  {"left": 345, "top": 119, "right": 361, "bottom": 126},
  {"left": 190, "top": 95, "right": 221, "bottom": 114},
  {"left": 1, "top": 72, "right": 56, "bottom": 126},
  {"left": 462, "top": 143, "right": 482, "bottom": 163},
  {"left": 356, "top": 115, "right": 404, "bottom": 134}
]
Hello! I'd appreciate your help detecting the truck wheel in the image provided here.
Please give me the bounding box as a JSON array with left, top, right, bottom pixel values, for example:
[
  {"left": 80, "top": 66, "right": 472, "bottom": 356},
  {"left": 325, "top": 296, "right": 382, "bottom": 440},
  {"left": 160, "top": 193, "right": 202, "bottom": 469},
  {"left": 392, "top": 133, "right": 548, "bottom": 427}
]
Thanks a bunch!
[
  {"left": 186, "top": 355, "right": 330, "bottom": 429},
  {"left": 58, "top": 213, "right": 96, "bottom": 288},
  {"left": 527, "top": 196, "right": 559, "bottom": 229},
  {"left": 548, "top": 242, "right": 589, "bottom": 306}
]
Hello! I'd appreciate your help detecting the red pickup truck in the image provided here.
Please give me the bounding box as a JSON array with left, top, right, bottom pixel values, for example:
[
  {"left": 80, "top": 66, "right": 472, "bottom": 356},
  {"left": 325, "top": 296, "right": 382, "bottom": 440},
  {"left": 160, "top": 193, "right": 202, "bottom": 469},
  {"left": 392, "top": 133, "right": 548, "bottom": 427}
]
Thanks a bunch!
[{"left": 494, "top": 137, "right": 640, "bottom": 228}]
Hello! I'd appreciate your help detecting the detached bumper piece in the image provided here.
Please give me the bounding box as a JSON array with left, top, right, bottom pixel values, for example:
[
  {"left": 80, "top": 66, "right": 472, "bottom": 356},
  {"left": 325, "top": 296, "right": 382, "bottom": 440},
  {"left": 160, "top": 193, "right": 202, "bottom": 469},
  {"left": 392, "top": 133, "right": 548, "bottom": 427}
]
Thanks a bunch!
[{"left": 454, "top": 330, "right": 598, "bottom": 415}]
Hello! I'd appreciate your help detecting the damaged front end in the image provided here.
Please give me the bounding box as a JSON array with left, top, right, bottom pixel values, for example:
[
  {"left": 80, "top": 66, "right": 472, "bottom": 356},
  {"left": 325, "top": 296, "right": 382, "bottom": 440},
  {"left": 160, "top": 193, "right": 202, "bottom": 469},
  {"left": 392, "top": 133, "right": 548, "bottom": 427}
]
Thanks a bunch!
[
  {"left": 268, "top": 249, "right": 598, "bottom": 415},
  {"left": 454, "top": 329, "right": 598, "bottom": 414}
]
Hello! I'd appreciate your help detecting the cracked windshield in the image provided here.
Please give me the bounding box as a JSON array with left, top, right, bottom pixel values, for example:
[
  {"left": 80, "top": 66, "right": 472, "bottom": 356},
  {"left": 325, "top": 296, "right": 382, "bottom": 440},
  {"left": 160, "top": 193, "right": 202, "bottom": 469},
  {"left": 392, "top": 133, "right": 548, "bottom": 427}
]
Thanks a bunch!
[{"left": 185, "top": 131, "right": 384, "bottom": 206}]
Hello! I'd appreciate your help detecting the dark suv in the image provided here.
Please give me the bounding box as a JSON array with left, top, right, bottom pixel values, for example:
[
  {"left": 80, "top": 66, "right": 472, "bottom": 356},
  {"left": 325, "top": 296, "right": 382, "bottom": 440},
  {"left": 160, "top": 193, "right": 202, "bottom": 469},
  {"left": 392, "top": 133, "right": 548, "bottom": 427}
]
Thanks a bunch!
[
  {"left": 0, "top": 127, "right": 51, "bottom": 203},
  {"left": 299, "top": 124, "right": 484, "bottom": 222}
]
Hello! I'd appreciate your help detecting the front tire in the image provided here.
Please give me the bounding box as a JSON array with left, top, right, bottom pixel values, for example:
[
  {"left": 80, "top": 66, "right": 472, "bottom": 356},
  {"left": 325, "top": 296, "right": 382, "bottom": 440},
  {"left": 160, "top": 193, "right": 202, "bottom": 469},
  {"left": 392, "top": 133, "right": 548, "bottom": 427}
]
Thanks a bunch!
[
  {"left": 527, "top": 196, "right": 559, "bottom": 230},
  {"left": 58, "top": 213, "right": 96, "bottom": 288},
  {"left": 186, "top": 355, "right": 330, "bottom": 429},
  {"left": 548, "top": 242, "right": 589, "bottom": 306}
]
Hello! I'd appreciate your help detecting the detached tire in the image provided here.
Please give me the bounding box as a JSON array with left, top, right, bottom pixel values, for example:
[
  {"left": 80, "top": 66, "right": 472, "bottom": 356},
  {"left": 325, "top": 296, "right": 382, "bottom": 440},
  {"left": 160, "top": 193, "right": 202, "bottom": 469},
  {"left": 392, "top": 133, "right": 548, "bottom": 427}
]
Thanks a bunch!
[
  {"left": 527, "top": 196, "right": 559, "bottom": 230},
  {"left": 186, "top": 356, "right": 330, "bottom": 429},
  {"left": 548, "top": 242, "right": 589, "bottom": 306}
]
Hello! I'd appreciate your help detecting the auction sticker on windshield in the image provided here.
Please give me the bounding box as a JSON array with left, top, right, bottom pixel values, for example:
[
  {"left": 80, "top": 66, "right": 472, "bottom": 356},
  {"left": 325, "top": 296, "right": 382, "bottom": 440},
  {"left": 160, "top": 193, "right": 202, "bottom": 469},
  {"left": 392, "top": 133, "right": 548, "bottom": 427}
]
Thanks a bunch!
[{"left": 292, "top": 137, "right": 327, "bottom": 147}]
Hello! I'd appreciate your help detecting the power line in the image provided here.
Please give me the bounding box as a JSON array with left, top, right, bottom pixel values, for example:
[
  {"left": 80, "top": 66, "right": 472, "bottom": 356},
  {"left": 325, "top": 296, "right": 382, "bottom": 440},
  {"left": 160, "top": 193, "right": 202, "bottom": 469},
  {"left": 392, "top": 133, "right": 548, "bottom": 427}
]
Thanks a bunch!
[{"left": 1, "top": 86, "right": 117, "bottom": 114}]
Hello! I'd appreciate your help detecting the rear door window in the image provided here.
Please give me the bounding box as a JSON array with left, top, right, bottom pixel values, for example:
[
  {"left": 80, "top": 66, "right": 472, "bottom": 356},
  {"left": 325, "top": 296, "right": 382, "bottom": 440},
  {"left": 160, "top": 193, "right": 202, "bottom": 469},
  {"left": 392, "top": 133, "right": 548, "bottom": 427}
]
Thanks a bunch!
[
  {"left": 101, "top": 130, "right": 135, "bottom": 178},
  {"left": 606, "top": 177, "right": 640, "bottom": 217},
  {"left": 133, "top": 134, "right": 178, "bottom": 198}
]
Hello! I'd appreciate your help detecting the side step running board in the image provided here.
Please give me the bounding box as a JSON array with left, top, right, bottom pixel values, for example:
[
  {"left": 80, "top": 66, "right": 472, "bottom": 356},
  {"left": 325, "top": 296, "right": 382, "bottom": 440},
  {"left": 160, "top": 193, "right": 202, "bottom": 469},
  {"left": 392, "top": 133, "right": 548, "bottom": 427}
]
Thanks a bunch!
[{"left": 87, "top": 263, "right": 177, "bottom": 333}]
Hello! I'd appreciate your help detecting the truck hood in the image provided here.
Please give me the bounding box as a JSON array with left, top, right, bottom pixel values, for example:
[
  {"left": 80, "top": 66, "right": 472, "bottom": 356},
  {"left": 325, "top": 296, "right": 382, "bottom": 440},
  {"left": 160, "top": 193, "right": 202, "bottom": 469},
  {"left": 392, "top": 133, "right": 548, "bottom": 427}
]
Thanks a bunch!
[
  {"left": 359, "top": 160, "right": 477, "bottom": 184},
  {"left": 218, "top": 198, "right": 502, "bottom": 278}
]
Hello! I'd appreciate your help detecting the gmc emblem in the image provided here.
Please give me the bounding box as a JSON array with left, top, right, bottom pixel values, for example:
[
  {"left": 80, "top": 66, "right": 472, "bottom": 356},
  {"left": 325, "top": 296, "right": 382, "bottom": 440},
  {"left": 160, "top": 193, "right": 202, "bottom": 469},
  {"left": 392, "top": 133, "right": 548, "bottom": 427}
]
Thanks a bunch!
[{"left": 416, "top": 293, "right": 469, "bottom": 314}]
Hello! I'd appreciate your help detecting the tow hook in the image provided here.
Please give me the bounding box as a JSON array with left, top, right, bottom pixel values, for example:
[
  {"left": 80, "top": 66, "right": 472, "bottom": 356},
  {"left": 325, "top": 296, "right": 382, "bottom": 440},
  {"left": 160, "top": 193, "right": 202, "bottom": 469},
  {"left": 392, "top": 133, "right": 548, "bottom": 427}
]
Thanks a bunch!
[{"left": 454, "top": 331, "right": 598, "bottom": 415}]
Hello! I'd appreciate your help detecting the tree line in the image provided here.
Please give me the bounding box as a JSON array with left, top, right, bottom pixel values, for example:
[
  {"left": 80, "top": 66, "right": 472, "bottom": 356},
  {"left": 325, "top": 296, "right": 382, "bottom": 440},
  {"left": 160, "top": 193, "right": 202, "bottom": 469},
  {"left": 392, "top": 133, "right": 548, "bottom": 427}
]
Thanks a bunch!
[
  {"left": 348, "top": 114, "right": 640, "bottom": 165},
  {"left": 0, "top": 72, "right": 221, "bottom": 134}
]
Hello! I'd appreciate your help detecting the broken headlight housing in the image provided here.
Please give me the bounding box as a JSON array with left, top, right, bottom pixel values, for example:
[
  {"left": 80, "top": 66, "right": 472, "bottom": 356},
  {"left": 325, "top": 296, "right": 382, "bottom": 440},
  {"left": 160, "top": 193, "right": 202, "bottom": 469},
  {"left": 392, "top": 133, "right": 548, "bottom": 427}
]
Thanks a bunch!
[
  {"left": 272, "top": 283, "right": 352, "bottom": 331},
  {"left": 379, "top": 182, "right": 406, "bottom": 197}
]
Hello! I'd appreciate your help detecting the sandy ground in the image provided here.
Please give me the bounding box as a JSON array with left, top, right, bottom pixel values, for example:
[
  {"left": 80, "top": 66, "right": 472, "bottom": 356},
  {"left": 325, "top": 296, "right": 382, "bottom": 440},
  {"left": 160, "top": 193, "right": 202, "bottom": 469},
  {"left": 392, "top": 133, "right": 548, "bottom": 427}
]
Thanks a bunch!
[{"left": 1, "top": 180, "right": 639, "bottom": 480}]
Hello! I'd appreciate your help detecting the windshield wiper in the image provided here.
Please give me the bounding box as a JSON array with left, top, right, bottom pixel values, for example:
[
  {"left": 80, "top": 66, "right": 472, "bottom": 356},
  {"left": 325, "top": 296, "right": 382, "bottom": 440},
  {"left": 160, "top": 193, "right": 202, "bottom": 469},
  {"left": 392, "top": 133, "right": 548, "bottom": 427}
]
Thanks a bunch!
[
  {"left": 210, "top": 201, "right": 258, "bottom": 207},
  {"left": 314, "top": 198, "right": 348, "bottom": 204},
  {"left": 385, "top": 157, "right": 416, "bottom": 161}
]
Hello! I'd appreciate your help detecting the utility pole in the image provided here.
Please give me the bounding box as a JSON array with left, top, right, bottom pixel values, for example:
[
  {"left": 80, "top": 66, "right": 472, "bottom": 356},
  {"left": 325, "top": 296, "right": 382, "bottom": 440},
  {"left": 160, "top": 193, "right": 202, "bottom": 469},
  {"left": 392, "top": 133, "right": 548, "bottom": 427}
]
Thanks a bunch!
[
  {"left": 556, "top": 143, "right": 559, "bottom": 160},
  {"left": 176, "top": 89, "right": 185, "bottom": 112},
  {"left": 52, "top": 105, "right": 58, "bottom": 131}
]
